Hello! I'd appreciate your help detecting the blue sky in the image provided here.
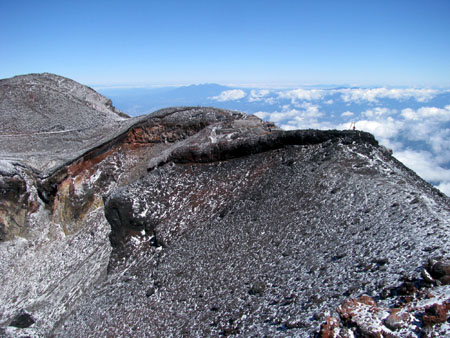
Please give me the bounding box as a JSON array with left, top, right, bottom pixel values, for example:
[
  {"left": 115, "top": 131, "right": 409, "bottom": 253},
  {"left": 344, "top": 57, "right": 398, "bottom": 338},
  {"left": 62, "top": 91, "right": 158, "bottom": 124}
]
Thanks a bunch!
[{"left": 1, "top": 0, "right": 450, "bottom": 86}]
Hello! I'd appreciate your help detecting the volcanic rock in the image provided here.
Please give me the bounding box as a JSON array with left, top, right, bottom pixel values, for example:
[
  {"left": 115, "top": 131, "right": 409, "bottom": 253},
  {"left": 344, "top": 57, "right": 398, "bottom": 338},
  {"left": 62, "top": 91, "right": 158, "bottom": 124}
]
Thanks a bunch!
[
  {"left": 9, "top": 310, "right": 35, "bottom": 329},
  {"left": 430, "top": 260, "right": 450, "bottom": 281},
  {"left": 318, "top": 316, "right": 341, "bottom": 338},
  {"left": 422, "top": 302, "right": 450, "bottom": 327},
  {"left": 0, "top": 73, "right": 449, "bottom": 337}
]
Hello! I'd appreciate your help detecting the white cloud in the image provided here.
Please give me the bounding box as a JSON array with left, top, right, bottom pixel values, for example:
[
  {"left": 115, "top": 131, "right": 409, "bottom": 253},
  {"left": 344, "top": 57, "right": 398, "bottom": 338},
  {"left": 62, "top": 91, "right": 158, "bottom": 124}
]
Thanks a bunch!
[
  {"left": 280, "top": 124, "right": 297, "bottom": 131},
  {"left": 436, "top": 182, "right": 450, "bottom": 196},
  {"left": 280, "top": 120, "right": 334, "bottom": 131},
  {"left": 402, "top": 121, "right": 450, "bottom": 158},
  {"left": 211, "top": 89, "right": 246, "bottom": 102},
  {"left": 280, "top": 121, "right": 334, "bottom": 130},
  {"left": 394, "top": 149, "right": 450, "bottom": 196},
  {"left": 297, "top": 102, "right": 323, "bottom": 118},
  {"left": 332, "top": 119, "right": 450, "bottom": 197},
  {"left": 248, "top": 89, "right": 270, "bottom": 102},
  {"left": 356, "top": 118, "right": 403, "bottom": 139},
  {"left": 339, "top": 88, "right": 438, "bottom": 103},
  {"left": 334, "top": 117, "right": 404, "bottom": 147},
  {"left": 266, "top": 102, "right": 332, "bottom": 131},
  {"left": 253, "top": 111, "right": 270, "bottom": 120},
  {"left": 268, "top": 102, "right": 324, "bottom": 124},
  {"left": 362, "top": 107, "right": 396, "bottom": 118},
  {"left": 401, "top": 108, "right": 418, "bottom": 120},
  {"left": 337, "top": 105, "right": 449, "bottom": 175},
  {"left": 341, "top": 111, "right": 354, "bottom": 117},
  {"left": 269, "top": 109, "right": 301, "bottom": 123},
  {"left": 428, "top": 131, "right": 450, "bottom": 161},
  {"left": 263, "top": 97, "right": 276, "bottom": 105},
  {"left": 278, "top": 88, "right": 327, "bottom": 102},
  {"left": 401, "top": 105, "right": 450, "bottom": 121},
  {"left": 394, "top": 150, "right": 450, "bottom": 183},
  {"left": 397, "top": 107, "right": 450, "bottom": 165}
]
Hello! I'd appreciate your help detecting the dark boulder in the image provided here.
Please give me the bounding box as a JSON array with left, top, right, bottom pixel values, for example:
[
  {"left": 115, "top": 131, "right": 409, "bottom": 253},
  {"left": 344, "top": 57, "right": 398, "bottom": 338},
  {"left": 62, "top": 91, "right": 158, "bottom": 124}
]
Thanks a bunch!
[{"left": 9, "top": 310, "right": 35, "bottom": 329}]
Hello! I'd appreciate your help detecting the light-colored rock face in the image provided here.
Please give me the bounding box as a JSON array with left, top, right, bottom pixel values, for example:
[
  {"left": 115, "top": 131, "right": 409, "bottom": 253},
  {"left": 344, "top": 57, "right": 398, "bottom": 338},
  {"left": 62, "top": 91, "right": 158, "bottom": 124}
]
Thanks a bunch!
[
  {"left": 0, "top": 72, "right": 128, "bottom": 132},
  {"left": 0, "top": 73, "right": 136, "bottom": 175},
  {"left": 1, "top": 73, "right": 449, "bottom": 337}
]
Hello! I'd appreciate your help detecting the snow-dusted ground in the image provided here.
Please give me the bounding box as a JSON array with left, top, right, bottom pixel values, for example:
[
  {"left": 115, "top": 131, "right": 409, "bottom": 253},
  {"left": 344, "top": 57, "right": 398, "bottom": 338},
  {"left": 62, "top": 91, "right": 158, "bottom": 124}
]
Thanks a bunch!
[
  {"left": 1, "top": 74, "right": 448, "bottom": 337},
  {"left": 58, "top": 132, "right": 450, "bottom": 337}
]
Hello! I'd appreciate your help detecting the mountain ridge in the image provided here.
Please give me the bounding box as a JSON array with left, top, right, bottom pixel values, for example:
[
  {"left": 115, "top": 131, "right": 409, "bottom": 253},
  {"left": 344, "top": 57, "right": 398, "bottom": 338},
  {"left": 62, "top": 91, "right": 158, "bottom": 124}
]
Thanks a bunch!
[{"left": 0, "top": 73, "right": 448, "bottom": 337}]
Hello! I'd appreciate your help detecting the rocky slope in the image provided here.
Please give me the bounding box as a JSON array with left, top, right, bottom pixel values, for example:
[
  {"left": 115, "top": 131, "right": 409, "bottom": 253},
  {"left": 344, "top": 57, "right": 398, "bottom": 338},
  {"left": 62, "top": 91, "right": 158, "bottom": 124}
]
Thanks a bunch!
[{"left": 0, "top": 74, "right": 449, "bottom": 337}]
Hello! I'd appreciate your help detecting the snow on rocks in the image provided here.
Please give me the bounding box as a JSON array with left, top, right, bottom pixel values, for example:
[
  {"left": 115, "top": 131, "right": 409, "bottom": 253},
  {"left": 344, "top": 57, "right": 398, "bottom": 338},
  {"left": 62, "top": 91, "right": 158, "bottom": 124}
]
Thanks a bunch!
[
  {"left": 1, "top": 77, "right": 449, "bottom": 337},
  {"left": 319, "top": 265, "right": 450, "bottom": 338},
  {"left": 61, "top": 133, "right": 450, "bottom": 337}
]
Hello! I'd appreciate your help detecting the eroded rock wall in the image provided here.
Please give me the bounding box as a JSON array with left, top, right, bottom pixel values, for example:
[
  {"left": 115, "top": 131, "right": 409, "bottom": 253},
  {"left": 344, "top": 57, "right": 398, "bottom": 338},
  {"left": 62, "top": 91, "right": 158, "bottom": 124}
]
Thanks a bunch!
[
  {"left": 59, "top": 127, "right": 450, "bottom": 338},
  {"left": 0, "top": 105, "right": 252, "bottom": 336},
  {"left": 0, "top": 162, "right": 111, "bottom": 336}
]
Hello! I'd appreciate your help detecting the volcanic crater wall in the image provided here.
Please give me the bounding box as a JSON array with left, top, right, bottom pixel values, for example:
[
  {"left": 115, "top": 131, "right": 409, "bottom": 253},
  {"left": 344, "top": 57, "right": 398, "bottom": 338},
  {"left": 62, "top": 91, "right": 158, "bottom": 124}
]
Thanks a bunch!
[
  {"left": 1, "top": 74, "right": 449, "bottom": 337},
  {"left": 60, "top": 124, "right": 450, "bottom": 338}
]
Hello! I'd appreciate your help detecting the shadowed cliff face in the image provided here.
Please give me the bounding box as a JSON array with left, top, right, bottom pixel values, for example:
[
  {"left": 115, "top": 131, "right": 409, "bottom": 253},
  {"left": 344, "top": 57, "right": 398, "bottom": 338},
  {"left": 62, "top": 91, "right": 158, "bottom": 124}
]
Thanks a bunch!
[{"left": 0, "top": 74, "right": 449, "bottom": 337}]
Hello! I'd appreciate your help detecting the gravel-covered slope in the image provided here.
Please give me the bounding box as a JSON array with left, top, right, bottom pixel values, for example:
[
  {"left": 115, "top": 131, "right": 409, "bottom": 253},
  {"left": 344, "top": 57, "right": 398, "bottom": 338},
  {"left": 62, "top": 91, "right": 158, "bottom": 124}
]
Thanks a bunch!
[
  {"left": 57, "top": 132, "right": 450, "bottom": 337},
  {"left": 1, "top": 74, "right": 449, "bottom": 337}
]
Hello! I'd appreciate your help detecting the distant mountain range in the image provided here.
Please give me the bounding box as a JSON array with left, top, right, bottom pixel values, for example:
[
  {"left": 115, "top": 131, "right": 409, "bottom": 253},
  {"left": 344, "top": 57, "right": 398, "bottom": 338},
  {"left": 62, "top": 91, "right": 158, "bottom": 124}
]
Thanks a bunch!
[{"left": 99, "top": 84, "right": 231, "bottom": 115}]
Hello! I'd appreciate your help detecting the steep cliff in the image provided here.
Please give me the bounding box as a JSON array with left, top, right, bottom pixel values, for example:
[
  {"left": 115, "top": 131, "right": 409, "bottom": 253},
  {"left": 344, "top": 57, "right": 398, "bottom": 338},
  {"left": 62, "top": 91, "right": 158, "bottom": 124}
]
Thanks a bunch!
[{"left": 0, "top": 74, "right": 449, "bottom": 337}]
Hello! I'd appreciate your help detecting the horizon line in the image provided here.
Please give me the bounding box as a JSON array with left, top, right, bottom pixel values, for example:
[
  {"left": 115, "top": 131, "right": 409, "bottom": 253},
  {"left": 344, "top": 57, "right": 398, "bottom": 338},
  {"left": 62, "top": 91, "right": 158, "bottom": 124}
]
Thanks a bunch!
[{"left": 92, "top": 82, "right": 450, "bottom": 91}]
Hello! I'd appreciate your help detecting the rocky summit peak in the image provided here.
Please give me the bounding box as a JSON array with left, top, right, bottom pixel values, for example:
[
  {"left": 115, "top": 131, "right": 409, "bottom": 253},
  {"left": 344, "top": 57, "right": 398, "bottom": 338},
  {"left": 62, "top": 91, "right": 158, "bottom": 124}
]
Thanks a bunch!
[{"left": 0, "top": 74, "right": 449, "bottom": 337}]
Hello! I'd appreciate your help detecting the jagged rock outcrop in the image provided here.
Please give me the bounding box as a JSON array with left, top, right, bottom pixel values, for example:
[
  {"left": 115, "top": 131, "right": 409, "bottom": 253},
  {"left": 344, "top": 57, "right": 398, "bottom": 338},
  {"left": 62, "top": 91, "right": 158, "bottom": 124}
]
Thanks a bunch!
[
  {"left": 0, "top": 73, "right": 449, "bottom": 337},
  {"left": 318, "top": 261, "right": 450, "bottom": 337}
]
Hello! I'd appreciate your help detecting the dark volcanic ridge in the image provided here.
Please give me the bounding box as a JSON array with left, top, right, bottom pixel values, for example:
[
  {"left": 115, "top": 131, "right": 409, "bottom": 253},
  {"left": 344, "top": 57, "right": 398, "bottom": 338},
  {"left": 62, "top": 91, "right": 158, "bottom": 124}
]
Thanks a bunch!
[{"left": 0, "top": 73, "right": 449, "bottom": 338}]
